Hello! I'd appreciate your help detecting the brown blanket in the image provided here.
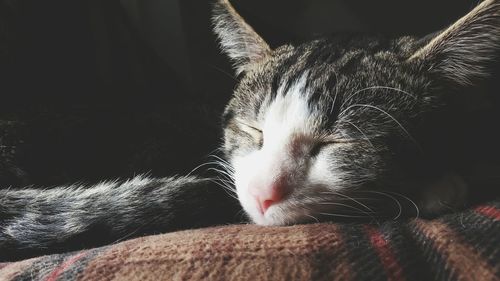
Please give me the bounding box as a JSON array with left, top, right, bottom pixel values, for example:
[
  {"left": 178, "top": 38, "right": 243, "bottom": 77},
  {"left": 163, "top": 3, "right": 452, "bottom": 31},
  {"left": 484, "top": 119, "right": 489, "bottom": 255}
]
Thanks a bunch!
[{"left": 0, "top": 201, "right": 499, "bottom": 281}]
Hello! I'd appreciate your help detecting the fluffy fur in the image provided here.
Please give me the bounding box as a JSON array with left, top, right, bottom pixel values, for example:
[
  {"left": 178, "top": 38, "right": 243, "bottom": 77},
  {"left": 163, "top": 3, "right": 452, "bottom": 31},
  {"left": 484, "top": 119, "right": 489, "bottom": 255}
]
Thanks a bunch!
[
  {"left": 409, "top": 0, "right": 500, "bottom": 85},
  {"left": 0, "top": 176, "right": 240, "bottom": 261},
  {"left": 0, "top": 0, "right": 499, "bottom": 261}
]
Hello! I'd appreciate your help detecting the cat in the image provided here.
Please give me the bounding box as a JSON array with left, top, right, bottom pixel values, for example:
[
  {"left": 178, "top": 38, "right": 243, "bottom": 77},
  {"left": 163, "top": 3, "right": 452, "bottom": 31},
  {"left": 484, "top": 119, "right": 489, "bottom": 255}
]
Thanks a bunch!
[{"left": 1, "top": 0, "right": 500, "bottom": 261}]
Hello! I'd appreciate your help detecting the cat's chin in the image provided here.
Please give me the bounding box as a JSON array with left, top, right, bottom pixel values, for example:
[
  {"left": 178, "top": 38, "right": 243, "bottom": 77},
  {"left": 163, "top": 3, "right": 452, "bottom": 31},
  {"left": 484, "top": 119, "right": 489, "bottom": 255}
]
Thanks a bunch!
[
  {"left": 245, "top": 207, "right": 284, "bottom": 226},
  {"left": 252, "top": 216, "right": 285, "bottom": 226},
  {"left": 248, "top": 205, "right": 318, "bottom": 226}
]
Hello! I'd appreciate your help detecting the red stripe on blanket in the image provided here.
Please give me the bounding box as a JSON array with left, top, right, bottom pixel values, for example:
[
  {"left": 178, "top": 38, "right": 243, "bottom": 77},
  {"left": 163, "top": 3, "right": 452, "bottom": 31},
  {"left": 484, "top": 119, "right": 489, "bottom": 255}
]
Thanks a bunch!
[
  {"left": 365, "top": 225, "right": 405, "bottom": 281},
  {"left": 44, "top": 251, "right": 87, "bottom": 281},
  {"left": 474, "top": 206, "right": 500, "bottom": 221}
]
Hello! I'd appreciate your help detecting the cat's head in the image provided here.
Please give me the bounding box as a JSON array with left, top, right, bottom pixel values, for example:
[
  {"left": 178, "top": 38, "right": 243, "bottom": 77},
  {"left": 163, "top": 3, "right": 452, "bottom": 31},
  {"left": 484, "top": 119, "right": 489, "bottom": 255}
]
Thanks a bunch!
[{"left": 213, "top": 0, "right": 500, "bottom": 225}]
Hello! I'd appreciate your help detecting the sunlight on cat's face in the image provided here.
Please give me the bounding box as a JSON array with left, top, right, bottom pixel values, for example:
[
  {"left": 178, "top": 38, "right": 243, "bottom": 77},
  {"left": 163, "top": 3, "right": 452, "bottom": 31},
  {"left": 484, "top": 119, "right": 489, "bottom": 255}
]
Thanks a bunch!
[
  {"left": 212, "top": 0, "right": 499, "bottom": 225},
  {"left": 231, "top": 75, "right": 348, "bottom": 225}
]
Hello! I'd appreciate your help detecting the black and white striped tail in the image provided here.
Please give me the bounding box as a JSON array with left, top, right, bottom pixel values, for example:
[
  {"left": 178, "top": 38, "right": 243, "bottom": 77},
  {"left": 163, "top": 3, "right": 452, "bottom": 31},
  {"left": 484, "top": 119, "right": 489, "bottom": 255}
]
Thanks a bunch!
[{"left": 0, "top": 176, "right": 242, "bottom": 261}]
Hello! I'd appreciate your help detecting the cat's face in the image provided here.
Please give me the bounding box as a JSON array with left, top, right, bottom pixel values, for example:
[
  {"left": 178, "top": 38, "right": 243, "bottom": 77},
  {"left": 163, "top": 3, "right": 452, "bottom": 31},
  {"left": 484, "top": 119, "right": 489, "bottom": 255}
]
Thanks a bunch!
[
  {"left": 222, "top": 39, "right": 432, "bottom": 225},
  {"left": 213, "top": 0, "right": 500, "bottom": 225}
]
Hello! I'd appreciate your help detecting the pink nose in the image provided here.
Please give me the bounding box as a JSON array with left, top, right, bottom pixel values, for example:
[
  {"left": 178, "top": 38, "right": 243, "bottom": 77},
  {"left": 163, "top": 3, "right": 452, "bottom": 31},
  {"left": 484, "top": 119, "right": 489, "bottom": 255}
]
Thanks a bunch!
[{"left": 249, "top": 181, "right": 287, "bottom": 214}]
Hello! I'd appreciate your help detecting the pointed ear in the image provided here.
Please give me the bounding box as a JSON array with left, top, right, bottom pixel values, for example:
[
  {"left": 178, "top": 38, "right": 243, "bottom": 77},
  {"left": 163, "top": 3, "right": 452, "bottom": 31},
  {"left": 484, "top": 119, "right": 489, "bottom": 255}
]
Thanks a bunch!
[
  {"left": 212, "top": 0, "right": 271, "bottom": 75},
  {"left": 409, "top": 0, "right": 500, "bottom": 85}
]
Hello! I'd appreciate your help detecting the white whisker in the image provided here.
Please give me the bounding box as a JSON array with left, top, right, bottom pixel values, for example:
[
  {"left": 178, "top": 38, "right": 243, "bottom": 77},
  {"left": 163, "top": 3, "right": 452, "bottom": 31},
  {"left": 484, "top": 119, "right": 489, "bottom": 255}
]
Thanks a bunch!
[
  {"left": 320, "top": 191, "right": 375, "bottom": 212},
  {"left": 317, "top": 202, "right": 375, "bottom": 214},
  {"left": 208, "top": 167, "right": 235, "bottom": 181},
  {"left": 186, "top": 161, "right": 219, "bottom": 177},
  {"left": 329, "top": 69, "right": 341, "bottom": 114},
  {"left": 340, "top": 103, "right": 420, "bottom": 149},
  {"left": 360, "top": 190, "right": 403, "bottom": 220},
  {"left": 344, "top": 121, "right": 376, "bottom": 149},
  {"left": 341, "top": 86, "right": 417, "bottom": 109},
  {"left": 208, "top": 179, "right": 238, "bottom": 200},
  {"left": 386, "top": 191, "right": 420, "bottom": 219},
  {"left": 304, "top": 214, "right": 320, "bottom": 223},
  {"left": 319, "top": 212, "right": 371, "bottom": 218}
]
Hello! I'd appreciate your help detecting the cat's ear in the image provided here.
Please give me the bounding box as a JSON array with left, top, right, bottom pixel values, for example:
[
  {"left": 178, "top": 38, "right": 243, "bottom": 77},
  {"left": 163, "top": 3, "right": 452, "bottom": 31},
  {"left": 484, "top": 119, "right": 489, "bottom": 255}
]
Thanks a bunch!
[
  {"left": 409, "top": 0, "right": 500, "bottom": 85},
  {"left": 212, "top": 0, "right": 271, "bottom": 75}
]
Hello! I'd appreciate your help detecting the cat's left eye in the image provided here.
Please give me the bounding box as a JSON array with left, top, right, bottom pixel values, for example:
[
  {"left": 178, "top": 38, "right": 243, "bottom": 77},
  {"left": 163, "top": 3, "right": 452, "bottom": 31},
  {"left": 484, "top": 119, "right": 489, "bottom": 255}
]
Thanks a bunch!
[{"left": 310, "top": 136, "right": 352, "bottom": 156}]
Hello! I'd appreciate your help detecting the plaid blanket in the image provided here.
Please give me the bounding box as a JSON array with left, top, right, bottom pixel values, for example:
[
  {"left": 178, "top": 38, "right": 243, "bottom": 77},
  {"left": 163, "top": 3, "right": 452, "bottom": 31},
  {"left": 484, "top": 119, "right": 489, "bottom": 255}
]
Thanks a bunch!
[{"left": 0, "top": 201, "right": 498, "bottom": 281}]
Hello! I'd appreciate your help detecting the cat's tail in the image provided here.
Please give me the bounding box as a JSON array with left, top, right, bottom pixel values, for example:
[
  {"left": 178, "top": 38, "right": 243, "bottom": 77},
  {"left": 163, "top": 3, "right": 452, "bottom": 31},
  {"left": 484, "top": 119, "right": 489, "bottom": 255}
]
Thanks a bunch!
[{"left": 0, "top": 175, "right": 242, "bottom": 261}]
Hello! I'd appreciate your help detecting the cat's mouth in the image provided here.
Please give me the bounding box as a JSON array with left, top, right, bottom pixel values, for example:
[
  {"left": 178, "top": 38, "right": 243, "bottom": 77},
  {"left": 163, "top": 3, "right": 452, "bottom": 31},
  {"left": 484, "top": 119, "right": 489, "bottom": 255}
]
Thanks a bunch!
[
  {"left": 246, "top": 196, "right": 356, "bottom": 226},
  {"left": 250, "top": 203, "right": 312, "bottom": 226},
  {"left": 237, "top": 181, "right": 339, "bottom": 225},
  {"left": 246, "top": 190, "right": 419, "bottom": 226}
]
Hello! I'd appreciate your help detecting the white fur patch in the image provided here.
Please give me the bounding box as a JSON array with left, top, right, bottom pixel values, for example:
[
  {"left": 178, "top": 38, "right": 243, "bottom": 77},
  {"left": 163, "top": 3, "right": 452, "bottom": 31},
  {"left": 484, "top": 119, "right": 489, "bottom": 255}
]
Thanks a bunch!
[{"left": 232, "top": 76, "right": 322, "bottom": 225}]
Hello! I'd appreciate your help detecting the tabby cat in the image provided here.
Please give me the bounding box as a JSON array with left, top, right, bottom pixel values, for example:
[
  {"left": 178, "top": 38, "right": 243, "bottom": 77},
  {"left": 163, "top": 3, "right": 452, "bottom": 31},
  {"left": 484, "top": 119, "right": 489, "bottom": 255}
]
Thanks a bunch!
[{"left": 1, "top": 0, "right": 499, "bottom": 261}]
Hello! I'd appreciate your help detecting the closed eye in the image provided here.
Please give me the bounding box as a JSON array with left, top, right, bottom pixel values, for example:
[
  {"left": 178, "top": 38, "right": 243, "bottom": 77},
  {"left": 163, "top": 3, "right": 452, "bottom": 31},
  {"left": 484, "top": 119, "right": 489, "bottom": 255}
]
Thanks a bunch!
[
  {"left": 237, "top": 121, "right": 263, "bottom": 147},
  {"left": 310, "top": 137, "right": 359, "bottom": 157},
  {"left": 239, "top": 122, "right": 262, "bottom": 133},
  {"left": 310, "top": 141, "right": 335, "bottom": 157}
]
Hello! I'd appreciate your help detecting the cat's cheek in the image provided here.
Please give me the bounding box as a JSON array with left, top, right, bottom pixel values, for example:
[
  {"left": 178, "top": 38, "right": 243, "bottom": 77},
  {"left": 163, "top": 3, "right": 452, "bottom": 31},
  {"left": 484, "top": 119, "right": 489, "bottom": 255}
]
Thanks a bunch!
[
  {"left": 418, "top": 172, "right": 468, "bottom": 217},
  {"left": 307, "top": 153, "right": 342, "bottom": 189}
]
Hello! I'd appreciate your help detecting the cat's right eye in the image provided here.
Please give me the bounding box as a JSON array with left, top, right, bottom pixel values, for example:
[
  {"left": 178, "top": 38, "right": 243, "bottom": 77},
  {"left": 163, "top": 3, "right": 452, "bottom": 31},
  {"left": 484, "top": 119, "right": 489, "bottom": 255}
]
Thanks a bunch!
[
  {"left": 237, "top": 121, "right": 263, "bottom": 148},
  {"left": 310, "top": 141, "right": 335, "bottom": 157}
]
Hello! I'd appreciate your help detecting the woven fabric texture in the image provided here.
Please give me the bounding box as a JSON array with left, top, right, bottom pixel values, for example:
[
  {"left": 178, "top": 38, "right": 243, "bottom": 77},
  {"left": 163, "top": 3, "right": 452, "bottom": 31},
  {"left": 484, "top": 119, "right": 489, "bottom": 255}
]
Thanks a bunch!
[{"left": 0, "top": 201, "right": 499, "bottom": 281}]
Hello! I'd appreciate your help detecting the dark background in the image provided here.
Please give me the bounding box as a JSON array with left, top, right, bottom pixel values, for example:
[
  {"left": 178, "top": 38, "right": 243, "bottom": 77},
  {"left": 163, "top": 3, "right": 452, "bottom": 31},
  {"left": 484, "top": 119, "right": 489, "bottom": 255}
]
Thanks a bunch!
[{"left": 0, "top": 0, "right": 494, "bottom": 187}]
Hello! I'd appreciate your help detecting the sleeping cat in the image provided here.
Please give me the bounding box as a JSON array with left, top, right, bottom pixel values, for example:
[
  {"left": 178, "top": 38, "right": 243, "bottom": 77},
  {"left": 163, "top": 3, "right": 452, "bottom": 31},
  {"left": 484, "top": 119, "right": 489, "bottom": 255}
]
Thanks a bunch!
[{"left": 1, "top": 0, "right": 499, "bottom": 261}]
